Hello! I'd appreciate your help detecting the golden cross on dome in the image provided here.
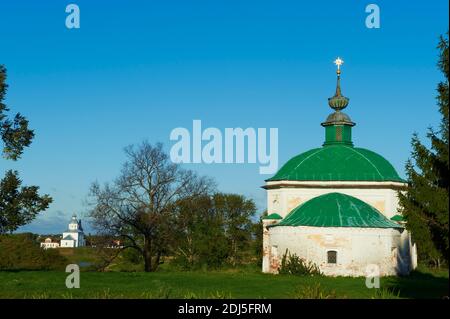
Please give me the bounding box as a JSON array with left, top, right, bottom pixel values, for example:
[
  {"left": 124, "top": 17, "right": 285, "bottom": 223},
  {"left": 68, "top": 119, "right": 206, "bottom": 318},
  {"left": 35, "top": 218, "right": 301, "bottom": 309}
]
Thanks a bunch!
[{"left": 334, "top": 57, "right": 344, "bottom": 75}]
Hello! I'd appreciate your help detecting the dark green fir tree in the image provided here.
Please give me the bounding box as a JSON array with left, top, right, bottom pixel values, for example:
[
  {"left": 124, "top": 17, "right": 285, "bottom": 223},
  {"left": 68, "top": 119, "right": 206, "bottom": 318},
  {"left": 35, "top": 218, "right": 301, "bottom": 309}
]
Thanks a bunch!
[{"left": 399, "top": 33, "right": 449, "bottom": 267}]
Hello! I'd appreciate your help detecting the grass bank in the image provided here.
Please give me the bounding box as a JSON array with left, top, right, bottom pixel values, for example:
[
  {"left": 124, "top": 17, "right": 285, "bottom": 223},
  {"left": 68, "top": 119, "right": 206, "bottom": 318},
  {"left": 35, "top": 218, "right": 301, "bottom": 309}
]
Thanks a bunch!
[{"left": 0, "top": 267, "right": 447, "bottom": 299}]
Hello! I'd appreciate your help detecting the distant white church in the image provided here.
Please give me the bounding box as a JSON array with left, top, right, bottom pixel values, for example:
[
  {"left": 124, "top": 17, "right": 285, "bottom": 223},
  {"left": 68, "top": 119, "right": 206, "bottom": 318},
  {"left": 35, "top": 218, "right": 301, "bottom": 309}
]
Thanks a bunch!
[
  {"left": 60, "top": 214, "right": 86, "bottom": 248},
  {"left": 40, "top": 214, "right": 86, "bottom": 249}
]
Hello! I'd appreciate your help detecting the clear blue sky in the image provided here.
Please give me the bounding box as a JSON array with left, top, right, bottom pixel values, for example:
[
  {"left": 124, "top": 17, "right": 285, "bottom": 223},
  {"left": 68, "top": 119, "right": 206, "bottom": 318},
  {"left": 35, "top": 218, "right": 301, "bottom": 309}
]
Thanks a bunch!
[{"left": 0, "top": 0, "right": 448, "bottom": 234}]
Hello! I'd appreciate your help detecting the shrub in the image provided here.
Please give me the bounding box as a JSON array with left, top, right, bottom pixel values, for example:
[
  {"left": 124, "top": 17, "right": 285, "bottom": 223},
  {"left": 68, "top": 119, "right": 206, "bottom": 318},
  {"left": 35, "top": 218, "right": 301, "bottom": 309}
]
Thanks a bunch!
[
  {"left": 0, "top": 233, "right": 67, "bottom": 270},
  {"left": 278, "top": 249, "right": 322, "bottom": 276}
]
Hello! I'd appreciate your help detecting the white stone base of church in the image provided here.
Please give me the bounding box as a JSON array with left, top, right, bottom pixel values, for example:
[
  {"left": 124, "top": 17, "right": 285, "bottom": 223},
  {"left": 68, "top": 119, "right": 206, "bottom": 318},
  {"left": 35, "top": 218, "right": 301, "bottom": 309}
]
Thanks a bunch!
[{"left": 263, "top": 225, "right": 416, "bottom": 277}]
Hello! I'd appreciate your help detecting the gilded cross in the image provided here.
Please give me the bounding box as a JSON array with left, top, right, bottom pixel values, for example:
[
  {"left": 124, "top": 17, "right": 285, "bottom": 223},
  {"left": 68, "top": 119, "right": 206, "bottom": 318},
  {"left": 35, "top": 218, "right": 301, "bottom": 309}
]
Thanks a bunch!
[{"left": 334, "top": 57, "right": 344, "bottom": 71}]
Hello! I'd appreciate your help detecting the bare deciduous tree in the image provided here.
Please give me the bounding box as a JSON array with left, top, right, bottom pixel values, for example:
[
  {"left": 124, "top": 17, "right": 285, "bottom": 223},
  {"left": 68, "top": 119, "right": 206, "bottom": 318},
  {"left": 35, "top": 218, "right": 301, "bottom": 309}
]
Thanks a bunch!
[{"left": 88, "top": 141, "right": 214, "bottom": 272}]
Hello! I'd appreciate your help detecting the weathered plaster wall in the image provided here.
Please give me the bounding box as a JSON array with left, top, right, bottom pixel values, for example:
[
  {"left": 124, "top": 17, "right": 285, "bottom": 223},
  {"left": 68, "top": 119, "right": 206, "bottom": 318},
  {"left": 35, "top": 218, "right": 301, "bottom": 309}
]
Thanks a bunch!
[
  {"left": 262, "top": 219, "right": 279, "bottom": 273},
  {"left": 265, "top": 226, "right": 405, "bottom": 277}
]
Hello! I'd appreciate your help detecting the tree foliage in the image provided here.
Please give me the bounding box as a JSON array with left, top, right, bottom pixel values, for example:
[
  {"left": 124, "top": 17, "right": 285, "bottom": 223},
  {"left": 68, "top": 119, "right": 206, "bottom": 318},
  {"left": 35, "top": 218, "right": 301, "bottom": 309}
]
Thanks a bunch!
[
  {"left": 213, "top": 193, "right": 256, "bottom": 266},
  {"left": 0, "top": 65, "right": 52, "bottom": 234},
  {"left": 399, "top": 33, "right": 449, "bottom": 266},
  {"left": 0, "top": 65, "right": 34, "bottom": 160},
  {"left": 251, "top": 211, "right": 267, "bottom": 267},
  {"left": 88, "top": 141, "right": 215, "bottom": 272},
  {"left": 172, "top": 194, "right": 227, "bottom": 269},
  {"left": 172, "top": 193, "right": 256, "bottom": 270},
  {"left": 0, "top": 171, "right": 52, "bottom": 233}
]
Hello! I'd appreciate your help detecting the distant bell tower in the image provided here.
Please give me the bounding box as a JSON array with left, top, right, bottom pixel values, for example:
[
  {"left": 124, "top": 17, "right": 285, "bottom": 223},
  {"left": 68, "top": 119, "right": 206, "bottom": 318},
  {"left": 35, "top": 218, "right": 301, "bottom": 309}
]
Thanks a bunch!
[
  {"left": 69, "top": 214, "right": 79, "bottom": 231},
  {"left": 321, "top": 57, "right": 355, "bottom": 147}
]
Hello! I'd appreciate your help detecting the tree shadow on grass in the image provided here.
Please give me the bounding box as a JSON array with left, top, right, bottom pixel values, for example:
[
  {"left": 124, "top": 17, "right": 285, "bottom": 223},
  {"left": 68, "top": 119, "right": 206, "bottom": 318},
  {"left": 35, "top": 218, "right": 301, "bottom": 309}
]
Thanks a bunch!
[{"left": 386, "top": 270, "right": 449, "bottom": 299}]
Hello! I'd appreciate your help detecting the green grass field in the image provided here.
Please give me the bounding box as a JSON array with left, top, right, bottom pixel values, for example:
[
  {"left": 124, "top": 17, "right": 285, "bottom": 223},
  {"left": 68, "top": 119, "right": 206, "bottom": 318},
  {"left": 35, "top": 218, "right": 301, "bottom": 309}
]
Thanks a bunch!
[{"left": 0, "top": 266, "right": 448, "bottom": 299}]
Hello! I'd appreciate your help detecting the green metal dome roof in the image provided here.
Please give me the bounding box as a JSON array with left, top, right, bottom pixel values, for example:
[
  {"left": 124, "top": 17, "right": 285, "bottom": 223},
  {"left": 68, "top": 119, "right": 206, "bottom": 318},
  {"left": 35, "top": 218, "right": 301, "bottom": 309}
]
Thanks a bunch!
[
  {"left": 390, "top": 215, "right": 406, "bottom": 222},
  {"left": 273, "top": 193, "right": 402, "bottom": 228},
  {"left": 263, "top": 213, "right": 283, "bottom": 220},
  {"left": 267, "top": 145, "right": 405, "bottom": 182}
]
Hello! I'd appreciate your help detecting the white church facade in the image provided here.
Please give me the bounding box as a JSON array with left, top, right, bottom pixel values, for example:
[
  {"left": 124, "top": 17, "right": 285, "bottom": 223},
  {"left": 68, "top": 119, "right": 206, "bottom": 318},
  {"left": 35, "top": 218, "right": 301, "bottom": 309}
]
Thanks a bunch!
[
  {"left": 262, "top": 59, "right": 417, "bottom": 277},
  {"left": 60, "top": 214, "right": 86, "bottom": 248}
]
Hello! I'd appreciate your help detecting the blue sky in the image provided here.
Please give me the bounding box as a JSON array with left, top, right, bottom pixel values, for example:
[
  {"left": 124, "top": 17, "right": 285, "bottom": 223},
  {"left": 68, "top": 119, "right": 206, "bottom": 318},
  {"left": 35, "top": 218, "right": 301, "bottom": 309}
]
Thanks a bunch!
[{"left": 0, "top": 0, "right": 448, "bottom": 234}]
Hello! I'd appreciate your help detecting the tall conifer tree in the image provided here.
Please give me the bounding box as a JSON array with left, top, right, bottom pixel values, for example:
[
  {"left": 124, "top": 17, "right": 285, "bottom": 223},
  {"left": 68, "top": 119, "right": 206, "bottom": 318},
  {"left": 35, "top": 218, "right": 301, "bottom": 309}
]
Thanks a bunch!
[{"left": 399, "top": 34, "right": 449, "bottom": 266}]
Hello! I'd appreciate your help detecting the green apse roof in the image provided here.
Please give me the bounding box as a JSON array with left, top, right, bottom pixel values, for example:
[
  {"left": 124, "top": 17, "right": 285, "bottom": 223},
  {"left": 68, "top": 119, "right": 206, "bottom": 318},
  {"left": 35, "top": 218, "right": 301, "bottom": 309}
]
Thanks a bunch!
[
  {"left": 390, "top": 215, "right": 405, "bottom": 222},
  {"left": 267, "top": 145, "right": 405, "bottom": 183},
  {"left": 273, "top": 192, "right": 402, "bottom": 228},
  {"left": 263, "top": 213, "right": 283, "bottom": 220}
]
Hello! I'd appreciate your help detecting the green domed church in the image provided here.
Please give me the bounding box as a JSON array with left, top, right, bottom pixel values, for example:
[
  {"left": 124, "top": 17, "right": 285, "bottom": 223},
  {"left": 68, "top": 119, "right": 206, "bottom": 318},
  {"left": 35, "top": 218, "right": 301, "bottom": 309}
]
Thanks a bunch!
[{"left": 262, "top": 59, "right": 417, "bottom": 277}]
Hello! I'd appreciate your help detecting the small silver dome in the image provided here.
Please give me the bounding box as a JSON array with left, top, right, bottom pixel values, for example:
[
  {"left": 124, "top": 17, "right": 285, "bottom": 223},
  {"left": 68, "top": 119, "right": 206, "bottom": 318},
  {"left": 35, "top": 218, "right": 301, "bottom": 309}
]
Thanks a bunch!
[{"left": 322, "top": 111, "right": 355, "bottom": 126}]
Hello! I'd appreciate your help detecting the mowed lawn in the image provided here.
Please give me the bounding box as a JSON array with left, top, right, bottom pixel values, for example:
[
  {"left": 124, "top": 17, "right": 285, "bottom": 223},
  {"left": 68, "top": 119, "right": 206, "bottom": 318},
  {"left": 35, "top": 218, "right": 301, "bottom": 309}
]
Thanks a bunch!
[{"left": 0, "top": 268, "right": 448, "bottom": 299}]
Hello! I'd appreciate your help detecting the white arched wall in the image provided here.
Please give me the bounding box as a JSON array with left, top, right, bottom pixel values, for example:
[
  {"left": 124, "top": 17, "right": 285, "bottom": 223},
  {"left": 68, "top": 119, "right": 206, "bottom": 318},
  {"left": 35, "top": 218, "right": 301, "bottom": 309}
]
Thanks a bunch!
[
  {"left": 266, "top": 226, "right": 403, "bottom": 276},
  {"left": 265, "top": 181, "right": 407, "bottom": 219}
]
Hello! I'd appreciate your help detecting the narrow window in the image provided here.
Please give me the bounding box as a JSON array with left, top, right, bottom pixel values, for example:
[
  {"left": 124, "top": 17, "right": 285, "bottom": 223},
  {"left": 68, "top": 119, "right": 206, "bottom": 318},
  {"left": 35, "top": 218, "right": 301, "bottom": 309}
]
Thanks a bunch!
[{"left": 327, "top": 251, "right": 337, "bottom": 264}]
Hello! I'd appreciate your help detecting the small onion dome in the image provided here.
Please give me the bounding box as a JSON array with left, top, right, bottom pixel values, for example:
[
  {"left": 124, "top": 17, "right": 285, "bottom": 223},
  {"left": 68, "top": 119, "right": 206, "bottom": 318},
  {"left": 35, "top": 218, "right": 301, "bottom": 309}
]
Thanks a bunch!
[
  {"left": 263, "top": 213, "right": 283, "bottom": 220},
  {"left": 328, "top": 86, "right": 349, "bottom": 111},
  {"left": 272, "top": 193, "right": 402, "bottom": 229}
]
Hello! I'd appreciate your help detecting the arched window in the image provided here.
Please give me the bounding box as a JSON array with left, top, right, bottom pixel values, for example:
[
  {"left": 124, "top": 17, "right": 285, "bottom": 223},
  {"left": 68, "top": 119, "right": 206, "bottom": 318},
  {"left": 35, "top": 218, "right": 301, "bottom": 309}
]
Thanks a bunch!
[{"left": 327, "top": 251, "right": 337, "bottom": 264}]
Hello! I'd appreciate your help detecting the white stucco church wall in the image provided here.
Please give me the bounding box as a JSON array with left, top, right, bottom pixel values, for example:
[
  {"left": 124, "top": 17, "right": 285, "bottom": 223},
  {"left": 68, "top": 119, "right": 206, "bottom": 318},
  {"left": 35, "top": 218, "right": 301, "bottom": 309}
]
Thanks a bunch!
[
  {"left": 60, "top": 214, "right": 85, "bottom": 248},
  {"left": 265, "top": 225, "right": 406, "bottom": 277},
  {"left": 266, "top": 181, "right": 405, "bottom": 219}
]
